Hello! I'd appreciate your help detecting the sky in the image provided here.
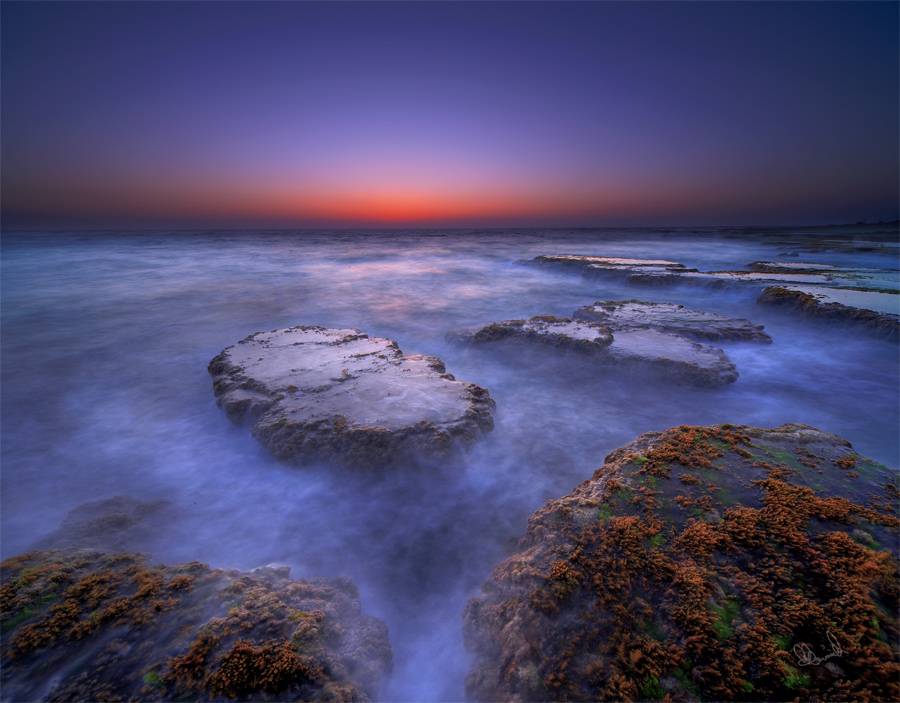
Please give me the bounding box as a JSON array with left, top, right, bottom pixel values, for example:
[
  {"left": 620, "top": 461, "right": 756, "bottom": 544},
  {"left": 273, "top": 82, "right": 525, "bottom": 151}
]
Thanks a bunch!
[{"left": 1, "top": 0, "right": 898, "bottom": 229}]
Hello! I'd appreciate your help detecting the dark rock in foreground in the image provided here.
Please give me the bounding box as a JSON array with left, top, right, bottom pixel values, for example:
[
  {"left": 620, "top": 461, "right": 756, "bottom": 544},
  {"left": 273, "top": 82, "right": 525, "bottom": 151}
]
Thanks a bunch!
[
  {"left": 209, "top": 326, "right": 495, "bottom": 468},
  {"left": 573, "top": 300, "right": 772, "bottom": 343},
  {"left": 1, "top": 550, "right": 392, "bottom": 702},
  {"left": 463, "top": 424, "right": 899, "bottom": 702},
  {"left": 758, "top": 286, "right": 900, "bottom": 341},
  {"left": 449, "top": 316, "right": 739, "bottom": 388}
]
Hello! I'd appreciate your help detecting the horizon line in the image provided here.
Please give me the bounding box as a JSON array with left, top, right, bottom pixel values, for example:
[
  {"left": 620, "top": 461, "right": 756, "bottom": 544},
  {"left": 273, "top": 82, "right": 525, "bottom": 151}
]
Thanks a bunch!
[{"left": 3, "top": 220, "right": 899, "bottom": 233}]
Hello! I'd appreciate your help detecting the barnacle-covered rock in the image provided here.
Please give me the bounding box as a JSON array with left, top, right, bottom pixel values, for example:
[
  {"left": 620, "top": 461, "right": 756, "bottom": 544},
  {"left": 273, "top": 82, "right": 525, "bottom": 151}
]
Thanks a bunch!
[
  {"left": 1, "top": 550, "right": 392, "bottom": 702},
  {"left": 208, "top": 325, "right": 495, "bottom": 468},
  {"left": 463, "top": 424, "right": 899, "bottom": 702}
]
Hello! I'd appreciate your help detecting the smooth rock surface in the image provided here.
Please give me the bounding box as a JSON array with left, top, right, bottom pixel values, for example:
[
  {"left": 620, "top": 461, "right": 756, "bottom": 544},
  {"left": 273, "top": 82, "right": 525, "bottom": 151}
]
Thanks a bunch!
[
  {"left": 209, "top": 326, "right": 495, "bottom": 468},
  {"left": 463, "top": 424, "right": 899, "bottom": 702},
  {"left": 449, "top": 316, "right": 738, "bottom": 388},
  {"left": 1, "top": 549, "right": 392, "bottom": 702},
  {"left": 573, "top": 300, "right": 772, "bottom": 343}
]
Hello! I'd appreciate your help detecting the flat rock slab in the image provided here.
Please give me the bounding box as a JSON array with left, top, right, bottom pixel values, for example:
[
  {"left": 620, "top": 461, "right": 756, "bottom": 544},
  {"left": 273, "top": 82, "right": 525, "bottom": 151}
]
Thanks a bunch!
[
  {"left": 463, "top": 423, "right": 899, "bottom": 702},
  {"left": 448, "top": 316, "right": 738, "bottom": 388},
  {"left": 573, "top": 300, "right": 772, "bottom": 343},
  {"left": 209, "top": 326, "right": 494, "bottom": 468},
  {"left": 531, "top": 255, "right": 697, "bottom": 284},
  {"left": 1, "top": 549, "right": 392, "bottom": 702}
]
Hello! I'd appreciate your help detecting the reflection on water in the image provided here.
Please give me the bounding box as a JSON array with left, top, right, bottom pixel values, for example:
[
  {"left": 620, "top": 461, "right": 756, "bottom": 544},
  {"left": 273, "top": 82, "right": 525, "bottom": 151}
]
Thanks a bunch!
[{"left": 2, "top": 228, "right": 898, "bottom": 701}]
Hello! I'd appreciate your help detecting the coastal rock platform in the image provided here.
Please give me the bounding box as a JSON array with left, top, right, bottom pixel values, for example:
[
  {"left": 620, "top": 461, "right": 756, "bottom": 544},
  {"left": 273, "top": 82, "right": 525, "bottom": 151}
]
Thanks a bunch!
[
  {"left": 209, "top": 326, "right": 495, "bottom": 468},
  {"left": 463, "top": 423, "right": 899, "bottom": 702}
]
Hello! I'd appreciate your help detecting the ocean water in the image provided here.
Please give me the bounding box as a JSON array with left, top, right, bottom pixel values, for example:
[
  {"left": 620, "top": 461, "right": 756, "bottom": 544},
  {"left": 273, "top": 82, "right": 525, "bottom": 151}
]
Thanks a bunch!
[{"left": 2, "top": 228, "right": 898, "bottom": 700}]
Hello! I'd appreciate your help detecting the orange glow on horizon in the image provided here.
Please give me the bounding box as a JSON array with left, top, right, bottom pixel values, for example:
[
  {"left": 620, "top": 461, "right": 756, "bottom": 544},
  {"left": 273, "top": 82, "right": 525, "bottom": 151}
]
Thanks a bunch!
[
  {"left": 7, "top": 173, "right": 666, "bottom": 225},
  {"left": 7, "top": 164, "right": 869, "bottom": 227}
]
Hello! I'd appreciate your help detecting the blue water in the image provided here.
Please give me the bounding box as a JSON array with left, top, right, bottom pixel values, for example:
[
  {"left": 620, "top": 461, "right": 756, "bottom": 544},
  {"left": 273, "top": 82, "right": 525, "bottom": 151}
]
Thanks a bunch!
[{"left": 2, "top": 228, "right": 898, "bottom": 700}]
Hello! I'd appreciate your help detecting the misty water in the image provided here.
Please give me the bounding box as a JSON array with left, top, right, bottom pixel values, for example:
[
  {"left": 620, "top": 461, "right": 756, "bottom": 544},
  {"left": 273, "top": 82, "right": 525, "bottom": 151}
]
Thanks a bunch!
[{"left": 2, "top": 228, "right": 898, "bottom": 700}]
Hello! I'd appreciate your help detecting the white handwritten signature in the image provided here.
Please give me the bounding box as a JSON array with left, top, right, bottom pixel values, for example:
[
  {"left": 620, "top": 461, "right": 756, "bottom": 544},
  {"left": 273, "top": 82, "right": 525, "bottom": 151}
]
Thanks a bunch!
[{"left": 793, "top": 631, "right": 844, "bottom": 666}]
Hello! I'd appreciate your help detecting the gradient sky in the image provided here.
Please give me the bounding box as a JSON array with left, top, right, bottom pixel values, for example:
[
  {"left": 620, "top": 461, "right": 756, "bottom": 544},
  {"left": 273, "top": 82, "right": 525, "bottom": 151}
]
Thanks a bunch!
[{"left": 2, "top": 0, "right": 898, "bottom": 229}]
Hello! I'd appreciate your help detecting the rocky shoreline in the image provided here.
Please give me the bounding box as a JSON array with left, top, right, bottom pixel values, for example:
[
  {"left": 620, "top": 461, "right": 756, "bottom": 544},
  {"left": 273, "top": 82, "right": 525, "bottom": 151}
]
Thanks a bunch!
[{"left": 5, "top": 231, "right": 897, "bottom": 701}]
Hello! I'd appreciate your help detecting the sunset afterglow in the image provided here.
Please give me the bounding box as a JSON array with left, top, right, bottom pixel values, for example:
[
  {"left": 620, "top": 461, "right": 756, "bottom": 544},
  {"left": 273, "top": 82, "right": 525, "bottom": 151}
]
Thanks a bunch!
[{"left": 2, "top": 1, "right": 898, "bottom": 228}]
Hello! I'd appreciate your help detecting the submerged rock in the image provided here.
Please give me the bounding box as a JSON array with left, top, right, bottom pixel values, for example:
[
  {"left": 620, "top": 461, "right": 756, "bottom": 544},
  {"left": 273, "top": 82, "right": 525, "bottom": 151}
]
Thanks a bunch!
[
  {"left": 573, "top": 300, "right": 772, "bottom": 343},
  {"left": 32, "top": 495, "right": 177, "bottom": 554},
  {"left": 208, "top": 326, "right": 495, "bottom": 468},
  {"left": 758, "top": 286, "right": 899, "bottom": 340},
  {"left": 1, "top": 550, "right": 392, "bottom": 702},
  {"left": 449, "top": 316, "right": 739, "bottom": 388},
  {"left": 463, "top": 424, "right": 899, "bottom": 702}
]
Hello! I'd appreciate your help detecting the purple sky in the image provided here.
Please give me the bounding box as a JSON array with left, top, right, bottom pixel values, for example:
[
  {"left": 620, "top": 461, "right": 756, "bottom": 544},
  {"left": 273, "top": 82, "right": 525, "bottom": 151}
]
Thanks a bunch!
[{"left": 2, "top": 1, "right": 898, "bottom": 229}]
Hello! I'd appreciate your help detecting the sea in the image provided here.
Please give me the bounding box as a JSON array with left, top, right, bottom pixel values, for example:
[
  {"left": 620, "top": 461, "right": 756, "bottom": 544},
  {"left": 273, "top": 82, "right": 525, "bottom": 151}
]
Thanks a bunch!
[{"left": 2, "top": 227, "right": 898, "bottom": 700}]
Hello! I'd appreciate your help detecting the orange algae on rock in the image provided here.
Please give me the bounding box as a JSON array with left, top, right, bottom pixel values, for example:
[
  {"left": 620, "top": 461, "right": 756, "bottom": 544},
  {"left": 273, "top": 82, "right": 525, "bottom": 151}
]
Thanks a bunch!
[
  {"left": 1, "top": 550, "right": 391, "bottom": 701},
  {"left": 463, "top": 424, "right": 899, "bottom": 702}
]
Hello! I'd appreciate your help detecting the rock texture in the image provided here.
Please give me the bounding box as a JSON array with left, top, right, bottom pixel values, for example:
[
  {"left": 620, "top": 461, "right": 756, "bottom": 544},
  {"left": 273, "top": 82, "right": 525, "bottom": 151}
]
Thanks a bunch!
[
  {"left": 463, "top": 424, "right": 899, "bottom": 702},
  {"left": 758, "top": 286, "right": 899, "bottom": 341},
  {"left": 208, "top": 326, "right": 495, "bottom": 468},
  {"left": 1, "top": 550, "right": 392, "bottom": 702},
  {"left": 573, "top": 300, "right": 772, "bottom": 343},
  {"left": 449, "top": 316, "right": 739, "bottom": 388},
  {"left": 447, "top": 316, "right": 615, "bottom": 351}
]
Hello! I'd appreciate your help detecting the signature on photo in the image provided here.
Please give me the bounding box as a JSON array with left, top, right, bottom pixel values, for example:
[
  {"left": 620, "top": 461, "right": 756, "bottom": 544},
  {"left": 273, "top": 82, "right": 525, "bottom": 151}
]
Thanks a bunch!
[{"left": 794, "top": 632, "right": 844, "bottom": 666}]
